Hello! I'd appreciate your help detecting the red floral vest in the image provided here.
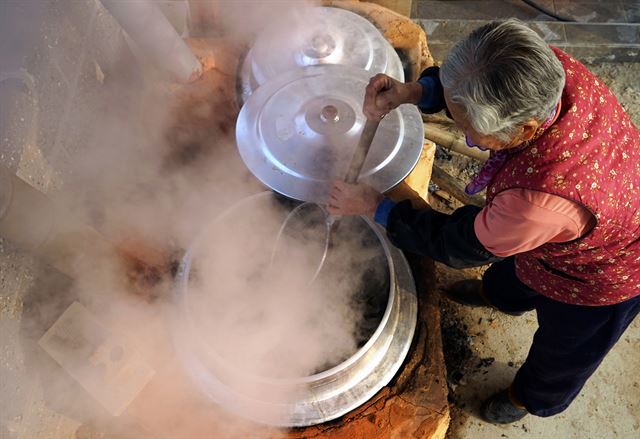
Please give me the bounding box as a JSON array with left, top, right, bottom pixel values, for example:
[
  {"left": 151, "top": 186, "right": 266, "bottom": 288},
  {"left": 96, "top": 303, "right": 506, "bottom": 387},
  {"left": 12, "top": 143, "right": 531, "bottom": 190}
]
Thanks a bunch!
[{"left": 487, "top": 47, "right": 640, "bottom": 306}]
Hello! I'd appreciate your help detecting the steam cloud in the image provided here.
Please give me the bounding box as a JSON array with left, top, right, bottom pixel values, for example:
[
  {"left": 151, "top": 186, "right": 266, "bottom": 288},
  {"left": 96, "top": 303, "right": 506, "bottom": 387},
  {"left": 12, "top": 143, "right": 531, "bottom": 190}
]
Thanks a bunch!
[{"left": 0, "top": 0, "right": 389, "bottom": 437}]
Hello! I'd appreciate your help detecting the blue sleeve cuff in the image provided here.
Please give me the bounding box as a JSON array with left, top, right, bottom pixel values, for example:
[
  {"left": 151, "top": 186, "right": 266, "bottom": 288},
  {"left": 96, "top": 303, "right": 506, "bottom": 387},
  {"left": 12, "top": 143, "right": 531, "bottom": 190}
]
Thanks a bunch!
[
  {"left": 416, "top": 75, "right": 445, "bottom": 112},
  {"left": 415, "top": 65, "right": 446, "bottom": 113},
  {"left": 374, "top": 197, "right": 396, "bottom": 228}
]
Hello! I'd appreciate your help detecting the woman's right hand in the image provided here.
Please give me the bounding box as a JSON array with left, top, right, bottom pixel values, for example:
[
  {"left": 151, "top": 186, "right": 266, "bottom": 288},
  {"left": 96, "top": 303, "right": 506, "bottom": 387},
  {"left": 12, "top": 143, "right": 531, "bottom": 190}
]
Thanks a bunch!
[{"left": 363, "top": 74, "right": 423, "bottom": 120}]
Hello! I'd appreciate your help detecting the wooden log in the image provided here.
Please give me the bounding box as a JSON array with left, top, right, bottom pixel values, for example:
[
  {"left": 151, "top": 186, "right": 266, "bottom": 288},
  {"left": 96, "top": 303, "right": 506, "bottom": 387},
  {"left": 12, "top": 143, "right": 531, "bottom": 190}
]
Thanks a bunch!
[
  {"left": 431, "top": 165, "right": 486, "bottom": 207},
  {"left": 424, "top": 122, "right": 489, "bottom": 162},
  {"left": 433, "top": 189, "right": 456, "bottom": 204},
  {"left": 422, "top": 112, "right": 456, "bottom": 127},
  {"left": 388, "top": 140, "right": 436, "bottom": 208}
]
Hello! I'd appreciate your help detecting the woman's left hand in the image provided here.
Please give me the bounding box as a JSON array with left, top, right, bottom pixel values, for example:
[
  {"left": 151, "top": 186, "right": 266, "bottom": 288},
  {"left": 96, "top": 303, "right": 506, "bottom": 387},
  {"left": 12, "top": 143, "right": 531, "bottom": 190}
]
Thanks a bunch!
[{"left": 326, "top": 180, "right": 383, "bottom": 217}]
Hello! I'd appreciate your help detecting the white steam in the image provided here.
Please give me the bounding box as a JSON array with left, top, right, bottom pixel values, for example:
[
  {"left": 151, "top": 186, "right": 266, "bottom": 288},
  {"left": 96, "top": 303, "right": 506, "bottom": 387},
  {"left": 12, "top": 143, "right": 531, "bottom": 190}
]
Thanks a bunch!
[{"left": 1, "top": 0, "right": 388, "bottom": 436}]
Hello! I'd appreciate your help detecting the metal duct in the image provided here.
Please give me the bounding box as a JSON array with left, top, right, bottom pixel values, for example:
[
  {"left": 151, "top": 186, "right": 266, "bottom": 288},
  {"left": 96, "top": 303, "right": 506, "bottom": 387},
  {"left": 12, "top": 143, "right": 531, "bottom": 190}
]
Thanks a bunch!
[{"left": 99, "top": 0, "right": 202, "bottom": 82}]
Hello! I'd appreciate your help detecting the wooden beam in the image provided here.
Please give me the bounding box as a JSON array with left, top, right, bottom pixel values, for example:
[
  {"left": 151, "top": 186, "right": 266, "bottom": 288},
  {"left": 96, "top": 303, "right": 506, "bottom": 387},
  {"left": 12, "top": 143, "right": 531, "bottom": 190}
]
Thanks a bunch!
[
  {"left": 424, "top": 122, "right": 489, "bottom": 162},
  {"left": 431, "top": 165, "right": 486, "bottom": 207}
]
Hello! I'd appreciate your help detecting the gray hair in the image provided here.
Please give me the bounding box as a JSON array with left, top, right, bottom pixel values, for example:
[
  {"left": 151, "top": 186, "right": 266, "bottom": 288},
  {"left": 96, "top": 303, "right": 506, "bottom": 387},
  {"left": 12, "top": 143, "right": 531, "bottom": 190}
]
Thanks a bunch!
[{"left": 440, "top": 19, "right": 565, "bottom": 141}]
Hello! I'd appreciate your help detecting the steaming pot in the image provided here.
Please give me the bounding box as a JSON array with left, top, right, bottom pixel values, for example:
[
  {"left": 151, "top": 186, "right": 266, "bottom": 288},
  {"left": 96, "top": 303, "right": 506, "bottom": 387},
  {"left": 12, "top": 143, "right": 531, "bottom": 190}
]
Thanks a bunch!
[
  {"left": 172, "top": 192, "right": 417, "bottom": 426},
  {"left": 239, "top": 6, "right": 404, "bottom": 103}
]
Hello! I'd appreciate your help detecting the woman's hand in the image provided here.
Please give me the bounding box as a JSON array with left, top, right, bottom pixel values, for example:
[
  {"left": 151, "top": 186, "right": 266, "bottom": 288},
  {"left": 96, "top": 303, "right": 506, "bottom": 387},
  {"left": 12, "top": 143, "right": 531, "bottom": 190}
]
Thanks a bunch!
[
  {"left": 363, "top": 74, "right": 423, "bottom": 120},
  {"left": 326, "top": 180, "right": 383, "bottom": 217}
]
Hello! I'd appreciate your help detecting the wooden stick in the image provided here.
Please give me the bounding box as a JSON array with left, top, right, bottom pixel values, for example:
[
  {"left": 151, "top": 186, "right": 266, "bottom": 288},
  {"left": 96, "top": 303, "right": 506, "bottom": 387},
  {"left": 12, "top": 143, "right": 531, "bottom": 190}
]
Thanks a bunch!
[
  {"left": 421, "top": 112, "right": 456, "bottom": 127},
  {"left": 433, "top": 189, "right": 455, "bottom": 204},
  {"left": 345, "top": 119, "right": 380, "bottom": 184},
  {"left": 330, "top": 119, "right": 381, "bottom": 238},
  {"left": 423, "top": 122, "right": 489, "bottom": 162},
  {"left": 430, "top": 165, "right": 486, "bottom": 208}
]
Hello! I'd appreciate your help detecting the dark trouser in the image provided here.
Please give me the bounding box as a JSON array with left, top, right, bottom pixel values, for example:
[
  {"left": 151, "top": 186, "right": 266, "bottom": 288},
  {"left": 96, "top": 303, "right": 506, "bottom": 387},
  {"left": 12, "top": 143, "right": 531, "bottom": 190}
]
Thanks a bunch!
[{"left": 482, "top": 257, "right": 640, "bottom": 417}]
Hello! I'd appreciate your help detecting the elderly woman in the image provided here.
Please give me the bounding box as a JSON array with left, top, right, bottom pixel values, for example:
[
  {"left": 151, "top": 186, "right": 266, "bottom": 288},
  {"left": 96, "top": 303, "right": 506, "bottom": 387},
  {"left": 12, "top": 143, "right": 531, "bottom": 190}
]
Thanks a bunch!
[{"left": 328, "top": 19, "right": 640, "bottom": 424}]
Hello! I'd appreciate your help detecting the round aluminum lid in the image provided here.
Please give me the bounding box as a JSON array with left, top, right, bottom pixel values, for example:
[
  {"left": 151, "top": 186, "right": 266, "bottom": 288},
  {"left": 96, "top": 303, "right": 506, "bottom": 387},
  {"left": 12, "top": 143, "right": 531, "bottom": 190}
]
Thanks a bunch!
[
  {"left": 236, "top": 64, "right": 424, "bottom": 203},
  {"left": 241, "top": 6, "right": 403, "bottom": 101}
]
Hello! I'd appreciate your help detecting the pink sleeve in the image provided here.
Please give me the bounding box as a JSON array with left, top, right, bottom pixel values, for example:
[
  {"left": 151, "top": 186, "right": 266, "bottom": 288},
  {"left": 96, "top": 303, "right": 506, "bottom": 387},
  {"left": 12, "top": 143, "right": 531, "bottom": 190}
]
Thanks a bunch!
[{"left": 474, "top": 189, "right": 596, "bottom": 257}]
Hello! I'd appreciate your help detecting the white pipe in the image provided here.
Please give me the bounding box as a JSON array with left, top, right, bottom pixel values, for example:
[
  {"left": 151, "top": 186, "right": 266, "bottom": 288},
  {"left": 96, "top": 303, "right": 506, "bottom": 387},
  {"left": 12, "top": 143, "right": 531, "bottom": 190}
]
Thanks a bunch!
[{"left": 99, "top": 0, "right": 202, "bottom": 82}]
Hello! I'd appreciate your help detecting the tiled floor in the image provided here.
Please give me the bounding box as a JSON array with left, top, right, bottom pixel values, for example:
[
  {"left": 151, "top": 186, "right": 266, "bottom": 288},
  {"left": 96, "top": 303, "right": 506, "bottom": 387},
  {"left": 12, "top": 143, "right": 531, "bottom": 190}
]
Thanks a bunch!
[{"left": 414, "top": 0, "right": 640, "bottom": 23}]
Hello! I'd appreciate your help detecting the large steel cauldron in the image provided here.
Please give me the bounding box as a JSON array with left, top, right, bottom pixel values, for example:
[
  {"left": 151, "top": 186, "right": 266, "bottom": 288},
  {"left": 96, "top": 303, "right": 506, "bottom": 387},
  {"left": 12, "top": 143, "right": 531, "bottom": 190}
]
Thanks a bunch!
[{"left": 172, "top": 192, "right": 417, "bottom": 427}]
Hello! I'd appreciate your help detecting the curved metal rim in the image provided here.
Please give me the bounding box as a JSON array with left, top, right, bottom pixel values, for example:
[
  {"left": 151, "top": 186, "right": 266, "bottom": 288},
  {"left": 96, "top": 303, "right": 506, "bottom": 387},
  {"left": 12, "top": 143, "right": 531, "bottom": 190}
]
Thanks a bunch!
[
  {"left": 239, "top": 44, "right": 404, "bottom": 107},
  {"left": 243, "top": 7, "right": 404, "bottom": 96},
  {"left": 236, "top": 65, "right": 424, "bottom": 204},
  {"left": 175, "top": 192, "right": 395, "bottom": 385},
  {"left": 238, "top": 6, "right": 405, "bottom": 107},
  {"left": 171, "top": 192, "right": 418, "bottom": 426}
]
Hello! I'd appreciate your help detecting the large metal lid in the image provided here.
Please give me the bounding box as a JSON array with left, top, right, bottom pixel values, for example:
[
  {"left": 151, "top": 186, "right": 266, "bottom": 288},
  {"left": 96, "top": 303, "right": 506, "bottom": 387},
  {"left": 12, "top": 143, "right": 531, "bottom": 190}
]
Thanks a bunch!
[
  {"left": 236, "top": 64, "right": 424, "bottom": 203},
  {"left": 239, "top": 7, "right": 404, "bottom": 102}
]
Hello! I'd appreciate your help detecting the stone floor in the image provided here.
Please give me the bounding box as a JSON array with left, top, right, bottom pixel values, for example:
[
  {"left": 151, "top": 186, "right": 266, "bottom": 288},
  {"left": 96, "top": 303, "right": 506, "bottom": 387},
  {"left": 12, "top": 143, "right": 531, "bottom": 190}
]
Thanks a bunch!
[{"left": 437, "top": 265, "right": 640, "bottom": 439}]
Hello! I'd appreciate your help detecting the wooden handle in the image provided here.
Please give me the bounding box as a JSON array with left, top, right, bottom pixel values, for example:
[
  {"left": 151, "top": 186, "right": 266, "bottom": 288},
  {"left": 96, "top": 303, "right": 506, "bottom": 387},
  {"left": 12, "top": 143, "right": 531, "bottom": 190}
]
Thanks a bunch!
[
  {"left": 330, "top": 119, "right": 381, "bottom": 235},
  {"left": 345, "top": 119, "right": 380, "bottom": 184}
]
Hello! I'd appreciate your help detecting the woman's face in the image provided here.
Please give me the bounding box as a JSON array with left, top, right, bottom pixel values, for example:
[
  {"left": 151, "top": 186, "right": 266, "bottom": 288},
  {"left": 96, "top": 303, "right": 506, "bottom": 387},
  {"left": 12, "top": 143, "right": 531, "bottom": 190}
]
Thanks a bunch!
[{"left": 444, "top": 89, "right": 539, "bottom": 151}]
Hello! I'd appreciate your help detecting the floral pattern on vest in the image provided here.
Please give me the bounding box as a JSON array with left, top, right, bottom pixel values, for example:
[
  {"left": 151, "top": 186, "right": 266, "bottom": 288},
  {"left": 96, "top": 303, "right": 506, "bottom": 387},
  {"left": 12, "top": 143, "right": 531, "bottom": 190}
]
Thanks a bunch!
[{"left": 486, "top": 47, "right": 640, "bottom": 306}]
